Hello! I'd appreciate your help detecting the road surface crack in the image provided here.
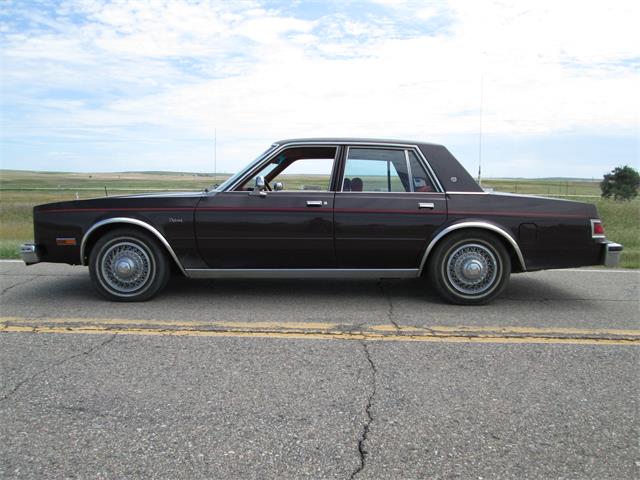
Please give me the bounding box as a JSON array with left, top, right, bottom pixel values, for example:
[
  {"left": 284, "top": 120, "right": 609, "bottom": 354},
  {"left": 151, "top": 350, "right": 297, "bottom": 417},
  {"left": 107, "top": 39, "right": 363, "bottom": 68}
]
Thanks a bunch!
[
  {"left": 1, "top": 276, "right": 38, "bottom": 296},
  {"left": 351, "top": 341, "right": 377, "bottom": 479},
  {"left": 0, "top": 334, "right": 117, "bottom": 402},
  {"left": 377, "top": 280, "right": 399, "bottom": 331}
]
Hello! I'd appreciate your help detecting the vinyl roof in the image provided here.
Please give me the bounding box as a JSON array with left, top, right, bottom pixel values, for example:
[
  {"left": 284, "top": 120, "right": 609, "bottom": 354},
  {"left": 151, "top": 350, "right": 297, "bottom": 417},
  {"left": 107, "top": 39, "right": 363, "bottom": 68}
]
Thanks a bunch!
[{"left": 274, "top": 137, "right": 443, "bottom": 147}]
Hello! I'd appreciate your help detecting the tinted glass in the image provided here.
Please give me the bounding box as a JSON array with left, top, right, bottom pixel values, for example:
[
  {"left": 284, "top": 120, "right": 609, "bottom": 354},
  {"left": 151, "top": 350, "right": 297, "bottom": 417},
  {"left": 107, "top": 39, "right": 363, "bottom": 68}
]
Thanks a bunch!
[
  {"left": 238, "top": 146, "right": 336, "bottom": 191},
  {"left": 408, "top": 151, "right": 436, "bottom": 192},
  {"left": 343, "top": 148, "right": 409, "bottom": 192}
]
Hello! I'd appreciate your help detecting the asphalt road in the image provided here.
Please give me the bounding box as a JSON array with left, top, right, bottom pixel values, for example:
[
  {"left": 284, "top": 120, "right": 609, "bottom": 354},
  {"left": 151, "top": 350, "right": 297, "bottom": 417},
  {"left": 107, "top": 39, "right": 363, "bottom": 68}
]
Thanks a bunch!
[{"left": 1, "top": 261, "right": 639, "bottom": 479}]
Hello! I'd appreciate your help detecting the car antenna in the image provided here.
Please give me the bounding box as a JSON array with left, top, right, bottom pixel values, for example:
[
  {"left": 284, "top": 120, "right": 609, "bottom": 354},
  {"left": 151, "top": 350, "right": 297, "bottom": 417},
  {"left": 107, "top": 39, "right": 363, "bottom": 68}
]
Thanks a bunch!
[
  {"left": 477, "top": 74, "right": 483, "bottom": 187},
  {"left": 213, "top": 126, "right": 217, "bottom": 187}
]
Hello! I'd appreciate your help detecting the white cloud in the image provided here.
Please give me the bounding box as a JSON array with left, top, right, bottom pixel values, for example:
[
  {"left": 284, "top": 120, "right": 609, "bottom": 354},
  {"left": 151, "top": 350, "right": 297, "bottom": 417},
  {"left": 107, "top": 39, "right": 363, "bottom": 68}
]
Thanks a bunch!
[{"left": 1, "top": 0, "right": 638, "bottom": 173}]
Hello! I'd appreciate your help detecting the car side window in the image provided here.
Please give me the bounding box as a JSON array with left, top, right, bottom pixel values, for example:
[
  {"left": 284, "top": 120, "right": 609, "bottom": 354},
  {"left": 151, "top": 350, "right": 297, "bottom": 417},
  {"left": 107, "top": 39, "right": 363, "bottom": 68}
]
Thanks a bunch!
[
  {"left": 408, "top": 151, "right": 435, "bottom": 192},
  {"left": 343, "top": 148, "right": 410, "bottom": 192},
  {"left": 237, "top": 146, "right": 337, "bottom": 192}
]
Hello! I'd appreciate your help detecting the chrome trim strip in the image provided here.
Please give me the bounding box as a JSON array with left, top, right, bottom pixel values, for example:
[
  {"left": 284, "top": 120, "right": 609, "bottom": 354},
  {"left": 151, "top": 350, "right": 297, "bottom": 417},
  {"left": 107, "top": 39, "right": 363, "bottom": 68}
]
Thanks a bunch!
[
  {"left": 404, "top": 149, "right": 414, "bottom": 192},
  {"left": 185, "top": 268, "right": 419, "bottom": 279},
  {"left": 445, "top": 191, "right": 490, "bottom": 195},
  {"left": 418, "top": 221, "right": 527, "bottom": 274},
  {"left": 335, "top": 191, "right": 446, "bottom": 196},
  {"left": 80, "top": 217, "right": 187, "bottom": 276}
]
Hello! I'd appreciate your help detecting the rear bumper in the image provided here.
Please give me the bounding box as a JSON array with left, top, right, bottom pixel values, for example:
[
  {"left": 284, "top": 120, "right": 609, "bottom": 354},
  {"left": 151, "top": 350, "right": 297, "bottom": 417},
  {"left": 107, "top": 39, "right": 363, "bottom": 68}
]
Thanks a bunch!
[
  {"left": 602, "top": 241, "right": 623, "bottom": 268},
  {"left": 20, "top": 243, "right": 41, "bottom": 265}
]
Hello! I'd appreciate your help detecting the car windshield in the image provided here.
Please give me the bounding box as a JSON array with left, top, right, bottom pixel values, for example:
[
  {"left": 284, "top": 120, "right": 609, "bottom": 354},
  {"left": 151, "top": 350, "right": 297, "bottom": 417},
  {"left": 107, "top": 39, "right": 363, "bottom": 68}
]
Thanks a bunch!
[{"left": 212, "top": 144, "right": 279, "bottom": 192}]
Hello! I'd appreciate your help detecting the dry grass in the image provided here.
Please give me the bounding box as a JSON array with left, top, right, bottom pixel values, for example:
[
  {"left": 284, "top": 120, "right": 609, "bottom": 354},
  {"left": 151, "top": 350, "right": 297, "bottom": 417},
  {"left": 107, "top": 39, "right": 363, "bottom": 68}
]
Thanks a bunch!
[{"left": 1, "top": 170, "right": 638, "bottom": 267}]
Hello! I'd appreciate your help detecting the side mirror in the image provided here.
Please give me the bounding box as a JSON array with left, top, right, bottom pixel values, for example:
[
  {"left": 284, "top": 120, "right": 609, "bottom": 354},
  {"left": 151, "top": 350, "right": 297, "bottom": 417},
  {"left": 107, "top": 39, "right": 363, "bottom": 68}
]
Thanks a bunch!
[
  {"left": 250, "top": 175, "right": 267, "bottom": 196},
  {"left": 273, "top": 181, "right": 284, "bottom": 191}
]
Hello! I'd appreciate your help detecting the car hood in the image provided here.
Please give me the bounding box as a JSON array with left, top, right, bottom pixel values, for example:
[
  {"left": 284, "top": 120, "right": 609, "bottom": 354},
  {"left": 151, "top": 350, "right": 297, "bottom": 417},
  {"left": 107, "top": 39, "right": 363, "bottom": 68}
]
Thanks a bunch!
[
  {"left": 109, "top": 191, "right": 205, "bottom": 199},
  {"left": 35, "top": 191, "right": 205, "bottom": 211}
]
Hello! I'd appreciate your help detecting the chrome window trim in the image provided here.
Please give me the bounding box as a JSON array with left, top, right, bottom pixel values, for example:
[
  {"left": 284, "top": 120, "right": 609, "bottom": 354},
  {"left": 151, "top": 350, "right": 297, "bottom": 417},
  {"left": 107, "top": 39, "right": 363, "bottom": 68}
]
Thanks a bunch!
[
  {"left": 418, "top": 221, "right": 527, "bottom": 274},
  {"left": 185, "top": 268, "right": 419, "bottom": 279},
  {"left": 446, "top": 191, "right": 490, "bottom": 195},
  {"left": 223, "top": 141, "right": 445, "bottom": 194},
  {"left": 213, "top": 143, "right": 279, "bottom": 193},
  {"left": 223, "top": 142, "right": 340, "bottom": 193},
  {"left": 404, "top": 149, "right": 414, "bottom": 192},
  {"left": 80, "top": 217, "right": 187, "bottom": 276}
]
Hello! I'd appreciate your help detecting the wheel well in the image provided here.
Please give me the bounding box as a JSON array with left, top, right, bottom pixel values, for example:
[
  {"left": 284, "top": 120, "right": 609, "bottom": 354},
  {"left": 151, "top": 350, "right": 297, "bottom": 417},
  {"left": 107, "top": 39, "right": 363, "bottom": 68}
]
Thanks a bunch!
[
  {"left": 82, "top": 222, "right": 185, "bottom": 276},
  {"left": 422, "top": 227, "right": 525, "bottom": 275}
]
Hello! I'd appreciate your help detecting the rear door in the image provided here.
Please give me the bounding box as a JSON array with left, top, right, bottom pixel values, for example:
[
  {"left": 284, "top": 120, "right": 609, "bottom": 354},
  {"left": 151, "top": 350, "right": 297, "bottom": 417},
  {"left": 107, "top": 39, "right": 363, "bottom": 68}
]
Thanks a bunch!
[{"left": 334, "top": 146, "right": 447, "bottom": 268}]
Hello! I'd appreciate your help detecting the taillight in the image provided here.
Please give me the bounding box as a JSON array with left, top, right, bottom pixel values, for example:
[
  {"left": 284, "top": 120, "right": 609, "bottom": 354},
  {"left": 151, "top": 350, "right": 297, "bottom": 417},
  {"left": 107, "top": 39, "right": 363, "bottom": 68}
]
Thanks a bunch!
[{"left": 591, "top": 219, "right": 606, "bottom": 238}]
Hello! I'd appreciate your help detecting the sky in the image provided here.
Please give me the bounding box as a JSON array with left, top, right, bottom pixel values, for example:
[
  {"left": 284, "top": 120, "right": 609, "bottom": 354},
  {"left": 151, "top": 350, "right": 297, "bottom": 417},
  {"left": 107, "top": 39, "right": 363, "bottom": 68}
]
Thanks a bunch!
[{"left": 0, "top": 0, "right": 638, "bottom": 178}]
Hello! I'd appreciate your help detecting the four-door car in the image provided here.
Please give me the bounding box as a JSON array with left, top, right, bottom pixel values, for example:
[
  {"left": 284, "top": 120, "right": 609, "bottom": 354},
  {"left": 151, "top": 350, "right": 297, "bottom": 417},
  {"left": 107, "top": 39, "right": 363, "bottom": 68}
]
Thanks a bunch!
[{"left": 21, "top": 138, "right": 622, "bottom": 304}]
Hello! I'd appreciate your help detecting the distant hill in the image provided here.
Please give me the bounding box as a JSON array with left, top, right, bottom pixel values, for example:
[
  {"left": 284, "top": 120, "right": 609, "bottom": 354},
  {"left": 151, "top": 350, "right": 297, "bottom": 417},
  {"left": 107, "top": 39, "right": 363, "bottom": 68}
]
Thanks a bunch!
[
  {"left": 1, "top": 170, "right": 596, "bottom": 181},
  {"left": 0, "top": 169, "right": 230, "bottom": 175},
  {"left": 485, "top": 177, "right": 599, "bottom": 182}
]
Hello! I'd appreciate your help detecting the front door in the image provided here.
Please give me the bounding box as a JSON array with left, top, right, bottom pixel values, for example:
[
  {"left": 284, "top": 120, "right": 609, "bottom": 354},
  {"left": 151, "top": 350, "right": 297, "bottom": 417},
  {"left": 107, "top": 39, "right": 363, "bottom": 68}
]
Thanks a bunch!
[
  {"left": 334, "top": 146, "right": 448, "bottom": 268},
  {"left": 195, "top": 146, "right": 338, "bottom": 269}
]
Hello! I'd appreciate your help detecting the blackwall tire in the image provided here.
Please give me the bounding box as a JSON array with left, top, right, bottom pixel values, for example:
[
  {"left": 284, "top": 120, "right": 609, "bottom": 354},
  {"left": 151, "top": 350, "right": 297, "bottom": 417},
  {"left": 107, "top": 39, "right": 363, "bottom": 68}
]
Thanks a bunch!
[
  {"left": 427, "top": 230, "right": 511, "bottom": 305},
  {"left": 89, "top": 228, "right": 170, "bottom": 302}
]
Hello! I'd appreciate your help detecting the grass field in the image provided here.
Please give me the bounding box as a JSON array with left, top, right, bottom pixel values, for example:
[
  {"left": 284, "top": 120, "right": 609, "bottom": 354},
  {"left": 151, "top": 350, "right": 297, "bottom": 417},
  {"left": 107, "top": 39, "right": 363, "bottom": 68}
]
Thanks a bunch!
[{"left": 1, "top": 170, "right": 638, "bottom": 268}]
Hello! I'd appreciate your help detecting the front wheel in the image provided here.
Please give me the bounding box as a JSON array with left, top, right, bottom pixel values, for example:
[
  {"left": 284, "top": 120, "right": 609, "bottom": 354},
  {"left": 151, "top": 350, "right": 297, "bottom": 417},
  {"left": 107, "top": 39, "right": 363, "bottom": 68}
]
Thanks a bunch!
[
  {"left": 427, "top": 231, "right": 511, "bottom": 305},
  {"left": 89, "top": 229, "right": 170, "bottom": 302}
]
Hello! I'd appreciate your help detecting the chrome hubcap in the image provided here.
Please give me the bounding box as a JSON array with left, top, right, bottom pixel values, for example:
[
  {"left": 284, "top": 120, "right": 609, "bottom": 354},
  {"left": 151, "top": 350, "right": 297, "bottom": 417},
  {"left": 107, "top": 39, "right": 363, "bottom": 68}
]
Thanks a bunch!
[
  {"left": 446, "top": 243, "right": 498, "bottom": 295},
  {"left": 115, "top": 258, "right": 135, "bottom": 278},
  {"left": 100, "top": 241, "right": 153, "bottom": 294}
]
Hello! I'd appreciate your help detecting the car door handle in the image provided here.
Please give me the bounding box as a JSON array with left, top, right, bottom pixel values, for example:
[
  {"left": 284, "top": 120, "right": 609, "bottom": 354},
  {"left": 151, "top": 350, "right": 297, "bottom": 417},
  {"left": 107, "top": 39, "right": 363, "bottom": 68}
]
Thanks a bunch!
[
  {"left": 306, "top": 200, "right": 324, "bottom": 207},
  {"left": 418, "top": 202, "right": 435, "bottom": 209}
]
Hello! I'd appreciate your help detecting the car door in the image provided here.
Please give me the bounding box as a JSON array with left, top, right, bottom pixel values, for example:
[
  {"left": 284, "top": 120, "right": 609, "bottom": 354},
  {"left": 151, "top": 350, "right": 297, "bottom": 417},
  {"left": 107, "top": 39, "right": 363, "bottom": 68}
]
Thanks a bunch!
[
  {"left": 195, "top": 145, "right": 338, "bottom": 269},
  {"left": 334, "top": 146, "right": 448, "bottom": 269}
]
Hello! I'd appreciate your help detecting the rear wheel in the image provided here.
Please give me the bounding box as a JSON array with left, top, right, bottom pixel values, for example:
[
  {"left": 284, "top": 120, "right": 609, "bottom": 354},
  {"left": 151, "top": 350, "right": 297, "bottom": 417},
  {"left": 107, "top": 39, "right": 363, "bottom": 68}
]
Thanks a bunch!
[
  {"left": 427, "top": 230, "right": 511, "bottom": 305},
  {"left": 89, "top": 228, "right": 170, "bottom": 302}
]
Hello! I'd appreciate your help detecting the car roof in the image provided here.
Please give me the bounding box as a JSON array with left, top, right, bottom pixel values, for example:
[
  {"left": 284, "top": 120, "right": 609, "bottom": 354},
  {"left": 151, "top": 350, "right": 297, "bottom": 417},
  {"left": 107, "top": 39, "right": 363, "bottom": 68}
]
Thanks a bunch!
[
  {"left": 273, "top": 137, "right": 483, "bottom": 193},
  {"left": 274, "top": 137, "right": 443, "bottom": 147}
]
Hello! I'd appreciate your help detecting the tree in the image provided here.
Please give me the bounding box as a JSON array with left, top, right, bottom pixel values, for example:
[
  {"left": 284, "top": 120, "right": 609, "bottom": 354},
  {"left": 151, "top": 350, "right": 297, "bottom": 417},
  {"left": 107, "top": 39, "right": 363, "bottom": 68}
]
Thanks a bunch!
[{"left": 600, "top": 165, "right": 640, "bottom": 201}]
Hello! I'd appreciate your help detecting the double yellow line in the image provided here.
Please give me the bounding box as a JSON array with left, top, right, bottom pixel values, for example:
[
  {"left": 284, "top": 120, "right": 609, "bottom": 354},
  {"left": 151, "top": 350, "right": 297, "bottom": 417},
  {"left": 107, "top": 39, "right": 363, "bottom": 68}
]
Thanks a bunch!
[{"left": 1, "top": 317, "right": 639, "bottom": 346}]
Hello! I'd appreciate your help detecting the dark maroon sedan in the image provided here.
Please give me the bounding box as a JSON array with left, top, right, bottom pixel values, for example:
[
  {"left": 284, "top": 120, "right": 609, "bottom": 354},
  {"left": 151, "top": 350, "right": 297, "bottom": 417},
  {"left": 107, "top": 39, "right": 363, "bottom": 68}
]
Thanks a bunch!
[{"left": 21, "top": 138, "right": 622, "bottom": 304}]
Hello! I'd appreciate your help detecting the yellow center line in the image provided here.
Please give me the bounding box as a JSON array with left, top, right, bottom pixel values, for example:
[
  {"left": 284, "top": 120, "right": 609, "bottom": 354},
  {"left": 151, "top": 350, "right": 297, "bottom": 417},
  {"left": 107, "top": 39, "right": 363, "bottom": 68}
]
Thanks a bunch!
[
  {"left": 370, "top": 324, "right": 640, "bottom": 336},
  {"left": 1, "top": 316, "right": 639, "bottom": 346},
  {"left": 0, "top": 317, "right": 339, "bottom": 331}
]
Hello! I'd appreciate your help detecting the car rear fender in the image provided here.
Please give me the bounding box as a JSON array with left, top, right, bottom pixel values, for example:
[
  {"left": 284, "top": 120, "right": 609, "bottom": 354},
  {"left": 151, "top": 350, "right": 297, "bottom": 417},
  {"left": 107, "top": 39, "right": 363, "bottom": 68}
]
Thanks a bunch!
[{"left": 418, "top": 220, "right": 527, "bottom": 274}]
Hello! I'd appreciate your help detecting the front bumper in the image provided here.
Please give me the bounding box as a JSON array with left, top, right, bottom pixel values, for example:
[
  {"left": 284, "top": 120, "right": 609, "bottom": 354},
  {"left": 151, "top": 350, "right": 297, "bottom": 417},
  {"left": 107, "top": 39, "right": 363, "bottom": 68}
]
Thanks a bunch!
[
  {"left": 20, "top": 243, "right": 41, "bottom": 265},
  {"left": 602, "top": 241, "right": 623, "bottom": 268}
]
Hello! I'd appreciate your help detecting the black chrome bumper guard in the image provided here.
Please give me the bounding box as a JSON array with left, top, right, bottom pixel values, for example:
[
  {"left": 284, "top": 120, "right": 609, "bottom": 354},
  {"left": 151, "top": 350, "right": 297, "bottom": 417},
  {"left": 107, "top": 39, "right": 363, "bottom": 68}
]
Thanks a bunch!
[
  {"left": 20, "top": 243, "right": 41, "bottom": 265},
  {"left": 602, "top": 242, "right": 623, "bottom": 268}
]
